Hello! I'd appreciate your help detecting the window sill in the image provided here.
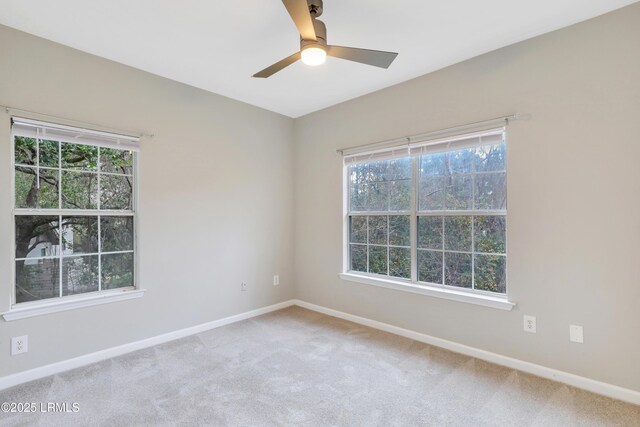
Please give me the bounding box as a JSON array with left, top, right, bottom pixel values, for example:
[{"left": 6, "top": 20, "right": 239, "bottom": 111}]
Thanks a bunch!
[
  {"left": 2, "top": 289, "right": 146, "bottom": 321},
  {"left": 338, "top": 273, "right": 515, "bottom": 311}
]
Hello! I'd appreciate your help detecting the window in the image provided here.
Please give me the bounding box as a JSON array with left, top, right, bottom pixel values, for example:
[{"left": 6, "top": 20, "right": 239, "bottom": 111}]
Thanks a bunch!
[
  {"left": 12, "top": 118, "right": 139, "bottom": 305},
  {"left": 344, "top": 128, "right": 507, "bottom": 296}
]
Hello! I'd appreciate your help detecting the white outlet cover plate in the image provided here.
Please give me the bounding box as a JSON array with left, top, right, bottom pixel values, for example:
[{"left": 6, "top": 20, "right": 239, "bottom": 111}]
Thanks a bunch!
[
  {"left": 523, "top": 315, "right": 537, "bottom": 333},
  {"left": 273, "top": 275, "right": 280, "bottom": 286},
  {"left": 11, "top": 335, "right": 28, "bottom": 355},
  {"left": 570, "top": 325, "right": 584, "bottom": 343}
]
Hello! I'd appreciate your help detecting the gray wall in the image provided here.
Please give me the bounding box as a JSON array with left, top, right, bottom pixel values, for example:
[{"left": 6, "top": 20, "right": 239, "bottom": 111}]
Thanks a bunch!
[
  {"left": 0, "top": 25, "right": 295, "bottom": 377},
  {"left": 293, "top": 4, "right": 640, "bottom": 392}
]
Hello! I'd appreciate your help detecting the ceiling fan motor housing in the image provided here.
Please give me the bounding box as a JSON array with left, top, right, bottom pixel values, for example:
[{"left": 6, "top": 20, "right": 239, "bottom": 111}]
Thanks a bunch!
[
  {"left": 307, "top": 0, "right": 323, "bottom": 18},
  {"left": 252, "top": 0, "right": 397, "bottom": 77},
  {"left": 301, "top": 19, "right": 327, "bottom": 51}
]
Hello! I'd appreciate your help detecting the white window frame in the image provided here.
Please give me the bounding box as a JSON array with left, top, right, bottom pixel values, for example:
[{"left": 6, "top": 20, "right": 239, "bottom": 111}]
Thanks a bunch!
[
  {"left": 340, "top": 128, "right": 515, "bottom": 311},
  {"left": 3, "top": 118, "right": 144, "bottom": 321}
]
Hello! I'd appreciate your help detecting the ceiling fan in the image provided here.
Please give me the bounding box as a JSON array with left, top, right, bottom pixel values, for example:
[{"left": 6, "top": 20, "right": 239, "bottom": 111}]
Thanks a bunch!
[{"left": 253, "top": 0, "right": 398, "bottom": 78}]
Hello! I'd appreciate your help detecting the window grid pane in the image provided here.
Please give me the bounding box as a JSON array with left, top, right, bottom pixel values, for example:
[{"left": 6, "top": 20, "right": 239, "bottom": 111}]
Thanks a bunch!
[
  {"left": 13, "top": 135, "right": 136, "bottom": 304},
  {"left": 348, "top": 214, "right": 411, "bottom": 280},
  {"left": 417, "top": 214, "right": 506, "bottom": 291}
]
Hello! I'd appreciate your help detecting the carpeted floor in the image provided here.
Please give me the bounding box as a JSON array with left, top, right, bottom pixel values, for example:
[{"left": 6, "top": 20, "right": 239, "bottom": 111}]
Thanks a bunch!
[{"left": 1, "top": 306, "right": 638, "bottom": 426}]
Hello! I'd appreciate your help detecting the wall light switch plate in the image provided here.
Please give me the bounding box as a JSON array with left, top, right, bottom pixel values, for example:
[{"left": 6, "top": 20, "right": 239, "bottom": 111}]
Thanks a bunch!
[
  {"left": 523, "top": 315, "right": 536, "bottom": 333},
  {"left": 570, "top": 325, "right": 584, "bottom": 343},
  {"left": 11, "top": 335, "right": 28, "bottom": 355}
]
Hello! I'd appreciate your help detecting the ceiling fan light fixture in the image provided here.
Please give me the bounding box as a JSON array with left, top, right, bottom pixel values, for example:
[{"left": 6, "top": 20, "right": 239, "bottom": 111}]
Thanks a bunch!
[
  {"left": 301, "top": 45, "right": 326, "bottom": 66},
  {"left": 251, "top": 0, "right": 397, "bottom": 78}
]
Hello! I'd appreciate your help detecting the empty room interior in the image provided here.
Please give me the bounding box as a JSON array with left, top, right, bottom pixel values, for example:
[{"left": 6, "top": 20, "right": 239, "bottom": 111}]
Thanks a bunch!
[{"left": 0, "top": 0, "right": 639, "bottom": 425}]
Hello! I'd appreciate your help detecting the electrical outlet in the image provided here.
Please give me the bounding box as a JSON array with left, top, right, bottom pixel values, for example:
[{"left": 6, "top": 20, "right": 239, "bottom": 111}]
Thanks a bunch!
[
  {"left": 273, "top": 275, "right": 280, "bottom": 286},
  {"left": 570, "top": 325, "right": 584, "bottom": 343},
  {"left": 11, "top": 335, "right": 28, "bottom": 355},
  {"left": 523, "top": 315, "right": 536, "bottom": 333},
  {"left": 241, "top": 282, "right": 247, "bottom": 292}
]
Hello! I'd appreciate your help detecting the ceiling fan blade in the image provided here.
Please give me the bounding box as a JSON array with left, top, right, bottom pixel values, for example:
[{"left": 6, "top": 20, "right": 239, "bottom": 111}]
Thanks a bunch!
[
  {"left": 282, "top": 0, "right": 316, "bottom": 41},
  {"left": 327, "top": 46, "right": 398, "bottom": 69},
  {"left": 252, "top": 52, "right": 301, "bottom": 78}
]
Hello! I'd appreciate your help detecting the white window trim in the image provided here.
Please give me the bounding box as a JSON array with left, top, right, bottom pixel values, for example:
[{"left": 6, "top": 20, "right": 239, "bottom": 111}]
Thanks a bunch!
[
  {"left": 2, "top": 288, "right": 146, "bottom": 321},
  {"left": 9, "top": 118, "right": 141, "bottom": 316},
  {"left": 340, "top": 127, "right": 516, "bottom": 311},
  {"left": 339, "top": 273, "right": 514, "bottom": 311}
]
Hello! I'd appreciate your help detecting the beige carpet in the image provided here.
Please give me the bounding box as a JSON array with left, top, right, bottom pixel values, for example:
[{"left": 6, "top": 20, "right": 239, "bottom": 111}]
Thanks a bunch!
[{"left": 1, "top": 306, "right": 638, "bottom": 426}]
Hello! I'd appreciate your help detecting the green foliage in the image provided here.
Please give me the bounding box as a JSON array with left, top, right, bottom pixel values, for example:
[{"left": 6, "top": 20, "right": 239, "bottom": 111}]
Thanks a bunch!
[
  {"left": 418, "top": 250, "right": 442, "bottom": 283},
  {"left": 16, "top": 260, "right": 60, "bottom": 303},
  {"left": 368, "top": 246, "right": 387, "bottom": 275},
  {"left": 348, "top": 144, "right": 508, "bottom": 293},
  {"left": 62, "top": 143, "right": 98, "bottom": 170},
  {"left": 102, "top": 253, "right": 134, "bottom": 289},
  {"left": 444, "top": 216, "right": 472, "bottom": 251},
  {"left": 417, "top": 216, "right": 442, "bottom": 250},
  {"left": 350, "top": 211, "right": 507, "bottom": 293},
  {"left": 349, "top": 217, "right": 367, "bottom": 243},
  {"left": 14, "top": 139, "right": 132, "bottom": 211},
  {"left": 389, "top": 247, "right": 410, "bottom": 278},
  {"left": 475, "top": 172, "right": 506, "bottom": 210},
  {"left": 13, "top": 136, "right": 135, "bottom": 302},
  {"left": 101, "top": 148, "right": 133, "bottom": 174},
  {"left": 61, "top": 217, "right": 98, "bottom": 254},
  {"left": 444, "top": 175, "right": 472, "bottom": 210},
  {"left": 444, "top": 252, "right": 472, "bottom": 288},
  {"left": 419, "top": 144, "right": 506, "bottom": 211},
  {"left": 15, "top": 167, "right": 58, "bottom": 209},
  {"left": 14, "top": 137, "right": 36, "bottom": 165},
  {"left": 474, "top": 255, "right": 506, "bottom": 293},
  {"left": 14, "top": 137, "right": 59, "bottom": 166},
  {"left": 350, "top": 244, "right": 367, "bottom": 272},
  {"left": 100, "top": 175, "right": 132, "bottom": 209},
  {"left": 14, "top": 167, "right": 35, "bottom": 207},
  {"left": 101, "top": 217, "right": 134, "bottom": 252},
  {"left": 61, "top": 171, "right": 97, "bottom": 209},
  {"left": 474, "top": 216, "right": 506, "bottom": 253},
  {"left": 15, "top": 216, "right": 60, "bottom": 258},
  {"left": 349, "top": 159, "right": 411, "bottom": 211},
  {"left": 63, "top": 256, "right": 99, "bottom": 296},
  {"left": 349, "top": 215, "right": 411, "bottom": 279},
  {"left": 40, "top": 140, "right": 59, "bottom": 167},
  {"left": 389, "top": 216, "right": 410, "bottom": 246},
  {"left": 368, "top": 216, "right": 388, "bottom": 245}
]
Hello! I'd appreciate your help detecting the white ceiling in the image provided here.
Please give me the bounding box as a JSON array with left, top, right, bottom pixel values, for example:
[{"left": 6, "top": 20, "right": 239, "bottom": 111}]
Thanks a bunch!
[{"left": 0, "top": 0, "right": 636, "bottom": 117}]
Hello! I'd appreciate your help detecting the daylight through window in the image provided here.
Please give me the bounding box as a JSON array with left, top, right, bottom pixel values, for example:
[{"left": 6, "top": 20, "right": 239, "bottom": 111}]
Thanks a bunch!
[
  {"left": 345, "top": 128, "right": 507, "bottom": 294},
  {"left": 12, "top": 118, "right": 138, "bottom": 304}
]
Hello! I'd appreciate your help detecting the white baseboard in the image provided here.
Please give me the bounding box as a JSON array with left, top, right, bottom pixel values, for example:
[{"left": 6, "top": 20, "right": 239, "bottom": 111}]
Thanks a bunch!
[
  {"left": 2, "top": 298, "right": 639, "bottom": 406},
  {"left": 0, "top": 299, "right": 296, "bottom": 391},
  {"left": 292, "top": 299, "right": 640, "bottom": 406}
]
